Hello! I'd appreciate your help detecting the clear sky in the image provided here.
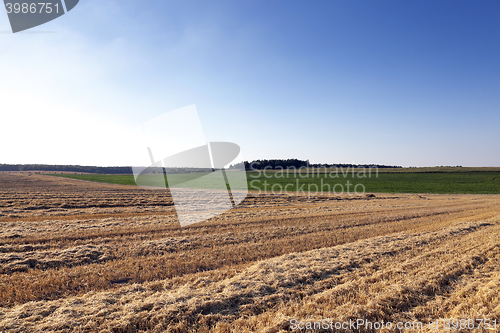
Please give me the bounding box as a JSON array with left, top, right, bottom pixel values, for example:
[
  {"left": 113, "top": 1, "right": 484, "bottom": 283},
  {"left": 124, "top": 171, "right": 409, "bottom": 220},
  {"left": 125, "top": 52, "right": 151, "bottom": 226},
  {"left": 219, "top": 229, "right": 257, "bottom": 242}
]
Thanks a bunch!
[{"left": 1, "top": 0, "right": 499, "bottom": 167}]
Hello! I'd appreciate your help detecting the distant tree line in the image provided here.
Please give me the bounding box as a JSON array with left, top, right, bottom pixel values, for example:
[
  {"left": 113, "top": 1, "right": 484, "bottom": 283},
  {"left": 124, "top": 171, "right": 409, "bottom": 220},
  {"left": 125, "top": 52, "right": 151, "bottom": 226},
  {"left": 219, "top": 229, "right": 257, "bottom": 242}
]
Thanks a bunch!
[
  {"left": 0, "top": 164, "right": 133, "bottom": 174},
  {"left": 237, "top": 159, "right": 402, "bottom": 170},
  {"left": 1, "top": 160, "right": 403, "bottom": 174},
  {"left": 0, "top": 164, "right": 216, "bottom": 174},
  {"left": 241, "top": 159, "right": 308, "bottom": 170}
]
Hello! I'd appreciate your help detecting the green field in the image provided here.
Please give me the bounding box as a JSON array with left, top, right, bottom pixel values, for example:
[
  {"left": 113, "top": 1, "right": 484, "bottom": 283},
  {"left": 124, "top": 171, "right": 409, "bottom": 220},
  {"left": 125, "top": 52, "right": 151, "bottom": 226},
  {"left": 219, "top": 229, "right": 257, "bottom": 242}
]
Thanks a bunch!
[
  {"left": 47, "top": 170, "right": 500, "bottom": 194},
  {"left": 247, "top": 171, "right": 500, "bottom": 194},
  {"left": 50, "top": 174, "right": 138, "bottom": 185}
]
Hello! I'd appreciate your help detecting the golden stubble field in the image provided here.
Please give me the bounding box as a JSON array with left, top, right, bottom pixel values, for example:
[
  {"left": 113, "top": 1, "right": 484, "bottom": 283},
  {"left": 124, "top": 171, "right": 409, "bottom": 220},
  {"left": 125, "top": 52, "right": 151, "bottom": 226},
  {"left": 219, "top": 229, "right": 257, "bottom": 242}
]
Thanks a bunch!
[{"left": 0, "top": 173, "right": 499, "bottom": 332}]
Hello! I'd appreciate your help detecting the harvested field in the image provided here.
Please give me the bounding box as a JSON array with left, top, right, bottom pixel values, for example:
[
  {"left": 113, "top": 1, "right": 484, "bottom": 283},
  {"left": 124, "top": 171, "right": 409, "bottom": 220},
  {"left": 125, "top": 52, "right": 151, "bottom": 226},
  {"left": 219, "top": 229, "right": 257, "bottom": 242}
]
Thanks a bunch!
[{"left": 0, "top": 173, "right": 499, "bottom": 332}]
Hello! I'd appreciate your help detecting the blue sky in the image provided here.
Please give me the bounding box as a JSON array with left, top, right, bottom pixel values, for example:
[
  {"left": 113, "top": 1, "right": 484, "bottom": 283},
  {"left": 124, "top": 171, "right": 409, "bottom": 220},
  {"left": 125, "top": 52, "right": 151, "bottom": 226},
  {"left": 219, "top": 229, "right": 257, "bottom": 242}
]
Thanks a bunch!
[{"left": 1, "top": 0, "right": 499, "bottom": 166}]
